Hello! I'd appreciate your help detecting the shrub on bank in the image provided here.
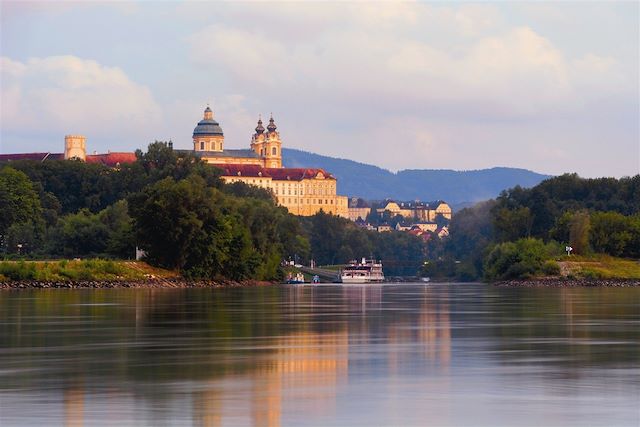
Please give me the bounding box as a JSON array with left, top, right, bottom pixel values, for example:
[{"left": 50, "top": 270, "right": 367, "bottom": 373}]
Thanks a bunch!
[
  {"left": 0, "top": 259, "right": 136, "bottom": 282},
  {"left": 484, "top": 238, "right": 563, "bottom": 281}
]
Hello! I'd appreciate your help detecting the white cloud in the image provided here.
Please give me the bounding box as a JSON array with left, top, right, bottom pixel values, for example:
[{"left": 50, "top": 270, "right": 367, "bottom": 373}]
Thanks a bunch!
[
  {"left": 1, "top": 55, "right": 161, "bottom": 142},
  {"left": 185, "top": 5, "right": 629, "bottom": 120}
]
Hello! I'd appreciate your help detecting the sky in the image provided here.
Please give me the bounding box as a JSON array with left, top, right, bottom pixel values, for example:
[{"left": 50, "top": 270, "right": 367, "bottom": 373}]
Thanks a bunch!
[{"left": 1, "top": 1, "right": 638, "bottom": 177}]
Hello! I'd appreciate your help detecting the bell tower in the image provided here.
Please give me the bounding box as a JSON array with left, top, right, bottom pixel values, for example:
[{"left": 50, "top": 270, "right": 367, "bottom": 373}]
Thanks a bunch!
[{"left": 251, "top": 114, "right": 282, "bottom": 168}]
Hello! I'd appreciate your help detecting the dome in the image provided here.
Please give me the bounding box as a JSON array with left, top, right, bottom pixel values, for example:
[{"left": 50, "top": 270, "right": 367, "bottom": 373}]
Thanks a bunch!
[{"left": 193, "top": 118, "right": 223, "bottom": 137}]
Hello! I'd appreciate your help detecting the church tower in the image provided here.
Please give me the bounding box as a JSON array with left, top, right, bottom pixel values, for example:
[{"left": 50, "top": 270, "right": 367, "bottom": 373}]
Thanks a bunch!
[
  {"left": 193, "top": 106, "right": 224, "bottom": 152},
  {"left": 250, "top": 114, "right": 282, "bottom": 168}
]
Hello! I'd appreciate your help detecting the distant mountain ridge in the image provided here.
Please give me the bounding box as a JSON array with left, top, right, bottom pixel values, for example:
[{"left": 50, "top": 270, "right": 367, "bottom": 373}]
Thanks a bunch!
[{"left": 282, "top": 148, "right": 551, "bottom": 207}]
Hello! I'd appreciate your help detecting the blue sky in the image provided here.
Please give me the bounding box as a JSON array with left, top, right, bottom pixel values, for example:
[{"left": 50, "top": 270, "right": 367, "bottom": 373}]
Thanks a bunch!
[{"left": 1, "top": 1, "right": 638, "bottom": 177}]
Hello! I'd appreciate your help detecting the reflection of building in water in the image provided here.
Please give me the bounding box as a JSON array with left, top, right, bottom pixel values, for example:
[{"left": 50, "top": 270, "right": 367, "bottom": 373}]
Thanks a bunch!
[
  {"left": 342, "top": 285, "right": 382, "bottom": 313},
  {"left": 384, "top": 287, "right": 451, "bottom": 375},
  {"left": 192, "top": 330, "right": 348, "bottom": 427},
  {"left": 193, "top": 388, "right": 223, "bottom": 427},
  {"left": 251, "top": 331, "right": 349, "bottom": 427},
  {"left": 64, "top": 386, "right": 84, "bottom": 427},
  {"left": 417, "top": 292, "right": 451, "bottom": 368}
]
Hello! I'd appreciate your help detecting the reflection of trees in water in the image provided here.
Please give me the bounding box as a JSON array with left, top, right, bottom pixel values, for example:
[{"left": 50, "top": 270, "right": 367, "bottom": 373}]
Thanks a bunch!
[
  {"left": 5, "top": 285, "right": 636, "bottom": 425},
  {"left": 485, "top": 286, "right": 640, "bottom": 370}
]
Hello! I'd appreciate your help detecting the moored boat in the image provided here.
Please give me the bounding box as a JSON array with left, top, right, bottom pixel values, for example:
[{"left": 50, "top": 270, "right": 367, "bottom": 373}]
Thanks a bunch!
[
  {"left": 340, "top": 258, "right": 384, "bottom": 283},
  {"left": 286, "top": 272, "right": 305, "bottom": 284}
]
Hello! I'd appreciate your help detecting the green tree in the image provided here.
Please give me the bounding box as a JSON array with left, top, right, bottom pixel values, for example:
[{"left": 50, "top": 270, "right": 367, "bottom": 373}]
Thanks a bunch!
[
  {"left": 128, "top": 175, "right": 230, "bottom": 273},
  {"left": 484, "top": 238, "right": 561, "bottom": 281},
  {"left": 0, "top": 167, "right": 45, "bottom": 252},
  {"left": 590, "top": 211, "right": 639, "bottom": 257},
  {"left": 493, "top": 206, "right": 533, "bottom": 242},
  {"left": 45, "top": 209, "right": 111, "bottom": 257},
  {"left": 569, "top": 210, "right": 591, "bottom": 255}
]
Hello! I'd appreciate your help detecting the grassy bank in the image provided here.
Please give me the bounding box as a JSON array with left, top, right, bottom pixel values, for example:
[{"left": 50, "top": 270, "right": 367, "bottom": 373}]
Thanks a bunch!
[
  {"left": 559, "top": 255, "right": 640, "bottom": 279},
  {"left": 0, "top": 259, "right": 177, "bottom": 282}
]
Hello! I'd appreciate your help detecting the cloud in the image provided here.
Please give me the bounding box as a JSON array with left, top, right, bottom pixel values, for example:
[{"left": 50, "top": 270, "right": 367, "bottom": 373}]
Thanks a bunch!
[
  {"left": 186, "top": 4, "right": 629, "bottom": 121},
  {"left": 1, "top": 55, "right": 161, "bottom": 145}
]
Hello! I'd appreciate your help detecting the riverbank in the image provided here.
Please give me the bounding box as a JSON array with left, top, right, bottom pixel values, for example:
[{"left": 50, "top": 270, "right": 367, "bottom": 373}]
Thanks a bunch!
[
  {"left": 0, "top": 260, "right": 276, "bottom": 289},
  {"left": 495, "top": 277, "right": 640, "bottom": 287},
  {"left": 0, "top": 278, "right": 275, "bottom": 289}
]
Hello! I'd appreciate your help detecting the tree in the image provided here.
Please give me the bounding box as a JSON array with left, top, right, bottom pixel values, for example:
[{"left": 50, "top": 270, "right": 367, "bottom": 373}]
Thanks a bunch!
[
  {"left": 484, "top": 238, "right": 561, "bottom": 281},
  {"left": 492, "top": 206, "right": 533, "bottom": 242},
  {"left": 569, "top": 210, "right": 591, "bottom": 255},
  {"left": 128, "top": 175, "right": 232, "bottom": 274},
  {"left": 0, "top": 167, "right": 45, "bottom": 252},
  {"left": 590, "top": 212, "right": 640, "bottom": 257},
  {"left": 45, "top": 209, "right": 111, "bottom": 257}
]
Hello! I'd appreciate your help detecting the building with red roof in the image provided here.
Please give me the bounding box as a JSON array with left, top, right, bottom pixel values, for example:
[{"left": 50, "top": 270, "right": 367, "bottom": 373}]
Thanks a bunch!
[
  {"left": 0, "top": 107, "right": 348, "bottom": 217},
  {"left": 187, "top": 107, "right": 348, "bottom": 217}
]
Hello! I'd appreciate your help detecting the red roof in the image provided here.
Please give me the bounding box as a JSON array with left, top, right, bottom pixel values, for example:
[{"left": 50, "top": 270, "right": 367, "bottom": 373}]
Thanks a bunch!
[
  {"left": 218, "top": 164, "right": 268, "bottom": 177},
  {"left": 219, "top": 164, "right": 334, "bottom": 181},
  {"left": 267, "top": 167, "right": 334, "bottom": 181},
  {"left": 0, "top": 152, "right": 64, "bottom": 162},
  {"left": 86, "top": 152, "right": 136, "bottom": 167}
]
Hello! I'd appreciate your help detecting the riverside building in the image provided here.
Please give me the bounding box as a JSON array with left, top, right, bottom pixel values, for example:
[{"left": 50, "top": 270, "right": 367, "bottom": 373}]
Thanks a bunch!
[
  {"left": 0, "top": 106, "right": 349, "bottom": 218},
  {"left": 183, "top": 106, "right": 349, "bottom": 217}
]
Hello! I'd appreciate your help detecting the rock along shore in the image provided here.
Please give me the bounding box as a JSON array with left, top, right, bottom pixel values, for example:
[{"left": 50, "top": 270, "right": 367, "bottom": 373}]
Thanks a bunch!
[
  {"left": 0, "top": 278, "right": 275, "bottom": 290},
  {"left": 494, "top": 277, "right": 640, "bottom": 287}
]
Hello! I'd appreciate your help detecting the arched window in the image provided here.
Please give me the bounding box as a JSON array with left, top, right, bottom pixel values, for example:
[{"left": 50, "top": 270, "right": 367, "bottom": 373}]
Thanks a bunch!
[
  {"left": 200, "top": 141, "right": 204, "bottom": 150},
  {"left": 272, "top": 147, "right": 277, "bottom": 156}
]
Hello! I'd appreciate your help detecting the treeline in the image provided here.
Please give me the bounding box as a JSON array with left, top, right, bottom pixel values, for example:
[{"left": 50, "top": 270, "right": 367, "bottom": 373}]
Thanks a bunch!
[
  {"left": 0, "top": 143, "right": 303, "bottom": 280},
  {"left": 427, "top": 174, "right": 640, "bottom": 281},
  {"left": 1, "top": 142, "right": 429, "bottom": 279}
]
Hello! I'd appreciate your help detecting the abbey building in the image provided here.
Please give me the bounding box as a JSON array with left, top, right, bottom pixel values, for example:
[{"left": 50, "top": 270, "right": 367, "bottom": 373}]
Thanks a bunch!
[
  {"left": 0, "top": 105, "right": 348, "bottom": 218},
  {"left": 186, "top": 106, "right": 348, "bottom": 217}
]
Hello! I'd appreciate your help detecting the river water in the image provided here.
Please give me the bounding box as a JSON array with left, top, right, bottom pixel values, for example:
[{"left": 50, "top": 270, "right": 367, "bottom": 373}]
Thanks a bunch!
[{"left": 0, "top": 283, "right": 638, "bottom": 426}]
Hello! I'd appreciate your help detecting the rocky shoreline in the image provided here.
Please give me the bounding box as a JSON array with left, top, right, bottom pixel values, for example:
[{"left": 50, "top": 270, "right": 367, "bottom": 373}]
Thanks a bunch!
[
  {"left": 0, "top": 278, "right": 275, "bottom": 290},
  {"left": 494, "top": 277, "right": 640, "bottom": 287}
]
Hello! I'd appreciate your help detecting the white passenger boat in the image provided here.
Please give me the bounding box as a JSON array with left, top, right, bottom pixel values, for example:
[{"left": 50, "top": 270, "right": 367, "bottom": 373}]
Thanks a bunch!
[{"left": 340, "top": 258, "right": 384, "bottom": 283}]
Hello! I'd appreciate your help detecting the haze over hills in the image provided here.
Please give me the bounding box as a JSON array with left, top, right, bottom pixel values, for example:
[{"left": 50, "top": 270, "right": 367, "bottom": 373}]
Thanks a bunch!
[{"left": 283, "top": 148, "right": 552, "bottom": 208}]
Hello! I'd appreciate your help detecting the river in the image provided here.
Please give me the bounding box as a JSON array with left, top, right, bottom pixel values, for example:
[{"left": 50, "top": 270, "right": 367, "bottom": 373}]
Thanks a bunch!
[{"left": 1, "top": 283, "right": 638, "bottom": 426}]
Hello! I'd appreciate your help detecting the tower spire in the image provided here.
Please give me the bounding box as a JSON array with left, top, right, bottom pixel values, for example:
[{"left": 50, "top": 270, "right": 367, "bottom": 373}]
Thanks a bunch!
[
  {"left": 204, "top": 104, "right": 213, "bottom": 120},
  {"left": 267, "top": 113, "right": 277, "bottom": 132},
  {"left": 255, "top": 114, "right": 265, "bottom": 134}
]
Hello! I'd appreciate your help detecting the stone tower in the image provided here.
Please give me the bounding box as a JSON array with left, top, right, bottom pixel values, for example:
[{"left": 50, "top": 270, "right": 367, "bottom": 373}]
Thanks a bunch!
[
  {"left": 250, "top": 114, "right": 282, "bottom": 168},
  {"left": 193, "top": 106, "right": 224, "bottom": 152},
  {"left": 64, "top": 135, "right": 86, "bottom": 160}
]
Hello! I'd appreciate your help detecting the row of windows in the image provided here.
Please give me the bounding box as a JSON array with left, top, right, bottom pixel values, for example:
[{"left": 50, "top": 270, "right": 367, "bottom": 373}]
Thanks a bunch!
[
  {"left": 259, "top": 147, "right": 279, "bottom": 156},
  {"left": 225, "top": 178, "right": 335, "bottom": 197},
  {"left": 199, "top": 140, "right": 222, "bottom": 151},
  {"left": 278, "top": 197, "right": 334, "bottom": 205}
]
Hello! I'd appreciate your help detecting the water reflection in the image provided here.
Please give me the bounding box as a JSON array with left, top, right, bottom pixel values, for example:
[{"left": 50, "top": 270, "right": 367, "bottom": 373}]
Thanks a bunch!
[{"left": 0, "top": 284, "right": 638, "bottom": 426}]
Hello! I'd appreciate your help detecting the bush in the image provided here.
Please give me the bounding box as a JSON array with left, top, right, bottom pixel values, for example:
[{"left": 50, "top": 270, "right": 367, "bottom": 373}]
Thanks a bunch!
[
  {"left": 0, "top": 261, "right": 36, "bottom": 280},
  {"left": 484, "top": 238, "right": 562, "bottom": 281},
  {"left": 542, "top": 260, "right": 561, "bottom": 276}
]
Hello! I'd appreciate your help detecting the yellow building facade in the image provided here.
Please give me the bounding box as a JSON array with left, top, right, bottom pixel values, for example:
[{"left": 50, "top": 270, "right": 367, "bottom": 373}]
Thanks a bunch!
[
  {"left": 189, "top": 107, "right": 347, "bottom": 218},
  {"left": 377, "top": 200, "right": 452, "bottom": 221}
]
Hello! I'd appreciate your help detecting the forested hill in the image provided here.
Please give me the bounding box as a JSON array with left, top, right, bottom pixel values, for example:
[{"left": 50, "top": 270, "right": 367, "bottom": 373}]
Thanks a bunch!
[{"left": 283, "top": 148, "right": 551, "bottom": 206}]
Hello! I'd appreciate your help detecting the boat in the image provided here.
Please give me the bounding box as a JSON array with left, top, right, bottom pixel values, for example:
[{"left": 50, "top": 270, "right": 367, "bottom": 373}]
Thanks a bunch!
[
  {"left": 340, "top": 258, "right": 384, "bottom": 283},
  {"left": 286, "top": 272, "right": 305, "bottom": 284}
]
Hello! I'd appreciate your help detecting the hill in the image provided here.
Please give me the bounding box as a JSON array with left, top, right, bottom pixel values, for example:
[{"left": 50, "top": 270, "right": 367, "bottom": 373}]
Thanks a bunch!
[{"left": 283, "top": 148, "right": 551, "bottom": 206}]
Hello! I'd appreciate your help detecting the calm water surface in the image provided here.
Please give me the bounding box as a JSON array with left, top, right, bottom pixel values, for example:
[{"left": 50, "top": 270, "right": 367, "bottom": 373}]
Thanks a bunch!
[{"left": 0, "top": 283, "right": 638, "bottom": 426}]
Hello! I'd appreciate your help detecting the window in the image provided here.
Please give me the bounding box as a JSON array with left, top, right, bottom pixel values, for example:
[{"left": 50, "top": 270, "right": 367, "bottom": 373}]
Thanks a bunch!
[
  {"left": 200, "top": 141, "right": 204, "bottom": 150},
  {"left": 272, "top": 147, "right": 277, "bottom": 156}
]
